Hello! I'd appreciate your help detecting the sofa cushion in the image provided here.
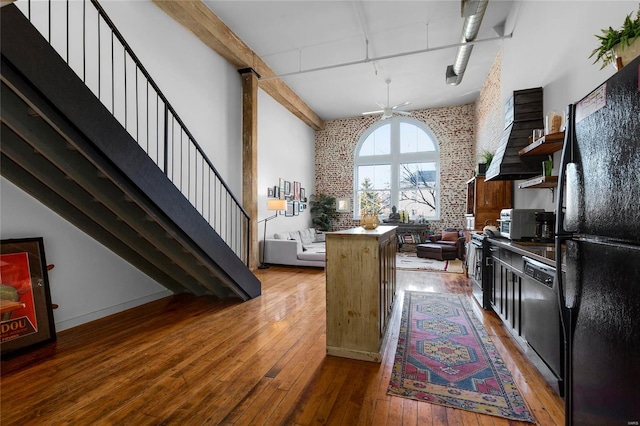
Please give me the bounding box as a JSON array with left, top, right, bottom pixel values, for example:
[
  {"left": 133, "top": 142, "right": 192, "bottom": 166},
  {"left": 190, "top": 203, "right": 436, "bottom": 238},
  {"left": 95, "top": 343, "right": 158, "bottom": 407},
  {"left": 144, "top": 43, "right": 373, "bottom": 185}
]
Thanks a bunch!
[
  {"left": 303, "top": 242, "right": 325, "bottom": 252},
  {"left": 273, "top": 231, "right": 291, "bottom": 240},
  {"left": 288, "top": 231, "right": 302, "bottom": 243},
  {"left": 299, "top": 228, "right": 315, "bottom": 245},
  {"left": 298, "top": 251, "right": 325, "bottom": 261},
  {"left": 441, "top": 230, "right": 459, "bottom": 242}
]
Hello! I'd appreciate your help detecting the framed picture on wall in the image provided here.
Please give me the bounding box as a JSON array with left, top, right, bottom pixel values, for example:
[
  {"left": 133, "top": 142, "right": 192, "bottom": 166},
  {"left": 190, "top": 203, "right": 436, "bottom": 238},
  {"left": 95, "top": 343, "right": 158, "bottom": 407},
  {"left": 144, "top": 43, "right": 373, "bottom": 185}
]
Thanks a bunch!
[
  {"left": 284, "top": 181, "right": 291, "bottom": 196},
  {"left": 293, "top": 182, "right": 301, "bottom": 200},
  {"left": 274, "top": 186, "right": 280, "bottom": 199},
  {"left": 293, "top": 201, "right": 300, "bottom": 215},
  {"left": 279, "top": 178, "right": 285, "bottom": 199},
  {"left": 285, "top": 202, "right": 294, "bottom": 217},
  {"left": 300, "top": 188, "right": 306, "bottom": 202},
  {"left": 0, "top": 237, "right": 56, "bottom": 357},
  {"left": 268, "top": 187, "right": 274, "bottom": 198}
]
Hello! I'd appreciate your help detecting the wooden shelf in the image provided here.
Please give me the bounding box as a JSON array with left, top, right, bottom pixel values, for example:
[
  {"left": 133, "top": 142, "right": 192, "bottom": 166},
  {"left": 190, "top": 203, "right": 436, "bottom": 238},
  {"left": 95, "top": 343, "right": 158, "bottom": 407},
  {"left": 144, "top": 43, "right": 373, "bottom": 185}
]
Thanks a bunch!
[
  {"left": 518, "top": 175, "right": 558, "bottom": 189},
  {"left": 519, "top": 132, "right": 565, "bottom": 156}
]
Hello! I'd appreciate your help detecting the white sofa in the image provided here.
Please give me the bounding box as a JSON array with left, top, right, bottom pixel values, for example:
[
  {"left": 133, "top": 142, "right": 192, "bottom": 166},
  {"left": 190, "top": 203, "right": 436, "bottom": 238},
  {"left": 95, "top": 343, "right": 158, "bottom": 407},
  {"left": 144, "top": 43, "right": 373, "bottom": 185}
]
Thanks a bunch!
[{"left": 263, "top": 228, "right": 326, "bottom": 268}]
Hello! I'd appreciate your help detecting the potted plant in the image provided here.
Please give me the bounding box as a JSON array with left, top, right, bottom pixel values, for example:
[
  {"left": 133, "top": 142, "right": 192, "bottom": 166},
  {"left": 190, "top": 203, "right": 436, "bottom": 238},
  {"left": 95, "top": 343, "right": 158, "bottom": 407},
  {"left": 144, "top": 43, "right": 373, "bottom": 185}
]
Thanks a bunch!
[
  {"left": 589, "top": 11, "right": 640, "bottom": 70},
  {"left": 310, "top": 193, "right": 339, "bottom": 231},
  {"left": 477, "top": 150, "right": 494, "bottom": 175}
]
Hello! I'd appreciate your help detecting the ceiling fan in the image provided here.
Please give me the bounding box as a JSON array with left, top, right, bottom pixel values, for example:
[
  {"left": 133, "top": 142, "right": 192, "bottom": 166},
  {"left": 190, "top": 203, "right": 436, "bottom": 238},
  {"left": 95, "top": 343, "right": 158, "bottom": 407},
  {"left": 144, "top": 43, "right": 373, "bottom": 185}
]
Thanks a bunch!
[{"left": 362, "top": 79, "right": 411, "bottom": 120}]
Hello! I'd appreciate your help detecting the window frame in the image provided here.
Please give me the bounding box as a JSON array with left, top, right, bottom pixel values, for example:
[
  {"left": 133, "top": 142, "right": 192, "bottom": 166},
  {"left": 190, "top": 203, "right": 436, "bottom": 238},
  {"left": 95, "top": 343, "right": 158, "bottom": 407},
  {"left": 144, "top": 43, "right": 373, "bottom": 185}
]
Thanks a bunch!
[{"left": 353, "top": 117, "right": 440, "bottom": 220}]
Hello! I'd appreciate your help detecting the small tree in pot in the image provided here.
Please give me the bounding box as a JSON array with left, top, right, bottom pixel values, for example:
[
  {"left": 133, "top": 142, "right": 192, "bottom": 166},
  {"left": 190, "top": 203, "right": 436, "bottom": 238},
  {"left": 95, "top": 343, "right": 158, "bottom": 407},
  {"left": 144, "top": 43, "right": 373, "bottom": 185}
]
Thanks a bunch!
[{"left": 310, "top": 193, "right": 339, "bottom": 231}]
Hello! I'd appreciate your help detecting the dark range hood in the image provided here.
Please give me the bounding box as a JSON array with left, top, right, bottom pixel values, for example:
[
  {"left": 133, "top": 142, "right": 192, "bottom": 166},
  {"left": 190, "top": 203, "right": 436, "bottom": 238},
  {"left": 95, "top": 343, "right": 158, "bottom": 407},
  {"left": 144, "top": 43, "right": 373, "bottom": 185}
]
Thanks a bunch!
[{"left": 485, "top": 87, "right": 548, "bottom": 181}]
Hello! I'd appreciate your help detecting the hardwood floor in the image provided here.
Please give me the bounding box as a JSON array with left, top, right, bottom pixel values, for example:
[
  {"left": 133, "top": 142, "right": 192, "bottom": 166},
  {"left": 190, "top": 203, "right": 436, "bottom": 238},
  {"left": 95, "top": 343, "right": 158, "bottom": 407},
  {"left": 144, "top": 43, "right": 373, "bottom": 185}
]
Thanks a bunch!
[{"left": 0, "top": 266, "right": 564, "bottom": 425}]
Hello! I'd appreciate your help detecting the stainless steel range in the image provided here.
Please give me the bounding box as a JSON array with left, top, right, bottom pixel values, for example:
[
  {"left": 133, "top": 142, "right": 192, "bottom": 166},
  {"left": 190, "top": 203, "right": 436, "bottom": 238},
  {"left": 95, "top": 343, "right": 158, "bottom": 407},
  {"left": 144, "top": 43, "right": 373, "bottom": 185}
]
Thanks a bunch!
[{"left": 468, "top": 233, "right": 492, "bottom": 309}]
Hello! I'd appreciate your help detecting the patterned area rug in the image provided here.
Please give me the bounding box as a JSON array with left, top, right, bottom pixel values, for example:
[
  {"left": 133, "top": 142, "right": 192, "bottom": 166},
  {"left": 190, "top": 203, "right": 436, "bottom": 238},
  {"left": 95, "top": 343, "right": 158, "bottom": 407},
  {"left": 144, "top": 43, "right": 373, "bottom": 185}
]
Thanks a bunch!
[
  {"left": 388, "top": 292, "right": 535, "bottom": 423},
  {"left": 396, "top": 252, "right": 465, "bottom": 273}
]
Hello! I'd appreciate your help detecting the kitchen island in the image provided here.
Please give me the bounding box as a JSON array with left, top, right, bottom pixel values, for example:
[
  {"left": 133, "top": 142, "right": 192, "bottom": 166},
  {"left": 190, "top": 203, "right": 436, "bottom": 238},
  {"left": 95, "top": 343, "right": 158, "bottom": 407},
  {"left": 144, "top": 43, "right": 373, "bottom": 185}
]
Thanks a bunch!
[{"left": 325, "top": 226, "right": 397, "bottom": 362}]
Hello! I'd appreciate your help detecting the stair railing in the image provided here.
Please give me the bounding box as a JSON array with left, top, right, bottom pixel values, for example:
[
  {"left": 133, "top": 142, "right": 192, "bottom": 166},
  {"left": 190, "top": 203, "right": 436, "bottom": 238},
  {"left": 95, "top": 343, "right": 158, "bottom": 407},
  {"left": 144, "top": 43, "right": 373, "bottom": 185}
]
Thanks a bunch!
[{"left": 14, "top": 0, "right": 250, "bottom": 265}]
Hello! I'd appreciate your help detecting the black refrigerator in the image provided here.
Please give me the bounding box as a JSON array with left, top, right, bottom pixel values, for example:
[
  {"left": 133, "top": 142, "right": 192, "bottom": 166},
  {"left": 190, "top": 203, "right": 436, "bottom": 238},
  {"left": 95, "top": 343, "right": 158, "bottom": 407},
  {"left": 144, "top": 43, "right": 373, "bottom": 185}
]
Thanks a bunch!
[{"left": 555, "top": 55, "right": 640, "bottom": 425}]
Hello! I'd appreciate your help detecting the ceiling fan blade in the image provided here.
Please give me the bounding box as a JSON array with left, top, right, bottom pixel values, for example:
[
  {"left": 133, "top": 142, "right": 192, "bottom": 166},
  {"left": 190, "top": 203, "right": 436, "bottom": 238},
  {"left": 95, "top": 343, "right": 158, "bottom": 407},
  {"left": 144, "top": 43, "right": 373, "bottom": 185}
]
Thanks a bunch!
[
  {"left": 395, "top": 110, "right": 411, "bottom": 116},
  {"left": 362, "top": 110, "right": 384, "bottom": 115},
  {"left": 392, "top": 101, "right": 411, "bottom": 110},
  {"left": 376, "top": 102, "right": 386, "bottom": 110}
]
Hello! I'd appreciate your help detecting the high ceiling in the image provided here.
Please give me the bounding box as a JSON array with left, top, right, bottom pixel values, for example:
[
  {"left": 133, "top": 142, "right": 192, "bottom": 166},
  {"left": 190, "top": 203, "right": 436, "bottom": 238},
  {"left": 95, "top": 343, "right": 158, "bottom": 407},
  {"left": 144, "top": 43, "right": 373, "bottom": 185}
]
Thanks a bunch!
[{"left": 203, "top": 0, "right": 515, "bottom": 121}]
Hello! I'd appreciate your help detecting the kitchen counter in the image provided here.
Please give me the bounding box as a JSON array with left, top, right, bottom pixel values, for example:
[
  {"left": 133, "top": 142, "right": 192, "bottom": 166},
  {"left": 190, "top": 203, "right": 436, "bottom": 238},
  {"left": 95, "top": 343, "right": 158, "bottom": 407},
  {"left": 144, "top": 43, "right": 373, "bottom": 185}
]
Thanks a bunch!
[{"left": 487, "top": 237, "right": 562, "bottom": 269}]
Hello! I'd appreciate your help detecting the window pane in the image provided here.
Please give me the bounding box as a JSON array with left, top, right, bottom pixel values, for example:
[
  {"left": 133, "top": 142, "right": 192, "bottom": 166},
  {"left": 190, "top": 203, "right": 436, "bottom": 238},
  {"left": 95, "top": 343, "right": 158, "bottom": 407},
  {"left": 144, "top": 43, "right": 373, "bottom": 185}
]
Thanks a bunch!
[
  {"left": 398, "top": 191, "right": 437, "bottom": 219},
  {"left": 399, "top": 162, "right": 435, "bottom": 189},
  {"left": 359, "top": 124, "right": 390, "bottom": 156},
  {"left": 400, "top": 122, "right": 435, "bottom": 153},
  {"left": 357, "top": 190, "right": 390, "bottom": 215},
  {"left": 399, "top": 162, "right": 437, "bottom": 218},
  {"left": 357, "top": 165, "right": 390, "bottom": 189}
]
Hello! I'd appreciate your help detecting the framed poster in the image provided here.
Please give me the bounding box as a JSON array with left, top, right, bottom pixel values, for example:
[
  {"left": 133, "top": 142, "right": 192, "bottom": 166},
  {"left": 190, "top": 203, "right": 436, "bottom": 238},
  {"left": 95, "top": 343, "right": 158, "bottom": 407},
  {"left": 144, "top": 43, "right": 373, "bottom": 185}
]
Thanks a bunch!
[
  {"left": 284, "top": 181, "right": 291, "bottom": 196},
  {"left": 1, "top": 238, "right": 56, "bottom": 356},
  {"left": 293, "top": 201, "right": 300, "bottom": 216}
]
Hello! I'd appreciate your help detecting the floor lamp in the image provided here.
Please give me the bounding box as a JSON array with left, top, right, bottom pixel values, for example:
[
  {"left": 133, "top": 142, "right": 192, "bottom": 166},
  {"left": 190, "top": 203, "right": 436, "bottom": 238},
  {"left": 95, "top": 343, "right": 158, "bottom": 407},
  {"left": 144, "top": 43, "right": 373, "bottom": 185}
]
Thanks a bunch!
[{"left": 258, "top": 199, "right": 287, "bottom": 269}]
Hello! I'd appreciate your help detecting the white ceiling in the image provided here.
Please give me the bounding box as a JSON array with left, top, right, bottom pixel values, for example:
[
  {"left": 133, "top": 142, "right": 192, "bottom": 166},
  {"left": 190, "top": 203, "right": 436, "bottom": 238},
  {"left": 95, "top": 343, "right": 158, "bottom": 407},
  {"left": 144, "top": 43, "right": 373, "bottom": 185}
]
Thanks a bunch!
[{"left": 203, "top": 0, "right": 515, "bottom": 121}]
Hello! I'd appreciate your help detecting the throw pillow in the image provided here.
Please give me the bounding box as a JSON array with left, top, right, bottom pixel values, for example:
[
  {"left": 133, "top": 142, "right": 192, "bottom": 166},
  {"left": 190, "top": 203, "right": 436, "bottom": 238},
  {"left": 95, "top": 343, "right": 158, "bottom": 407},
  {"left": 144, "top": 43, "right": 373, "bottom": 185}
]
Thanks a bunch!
[
  {"left": 441, "top": 230, "right": 459, "bottom": 242},
  {"left": 299, "top": 228, "right": 314, "bottom": 245}
]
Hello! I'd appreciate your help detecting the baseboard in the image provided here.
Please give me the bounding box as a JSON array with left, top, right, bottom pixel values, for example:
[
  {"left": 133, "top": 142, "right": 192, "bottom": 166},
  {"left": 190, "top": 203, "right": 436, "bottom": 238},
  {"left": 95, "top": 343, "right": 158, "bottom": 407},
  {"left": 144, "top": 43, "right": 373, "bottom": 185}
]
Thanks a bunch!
[{"left": 54, "top": 290, "right": 173, "bottom": 332}]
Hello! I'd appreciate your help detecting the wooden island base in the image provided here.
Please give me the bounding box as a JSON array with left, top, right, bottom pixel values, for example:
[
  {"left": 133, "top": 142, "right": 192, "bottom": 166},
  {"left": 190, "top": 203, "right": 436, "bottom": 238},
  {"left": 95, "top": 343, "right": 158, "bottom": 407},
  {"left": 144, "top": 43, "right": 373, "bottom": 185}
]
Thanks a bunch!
[{"left": 325, "top": 226, "right": 397, "bottom": 363}]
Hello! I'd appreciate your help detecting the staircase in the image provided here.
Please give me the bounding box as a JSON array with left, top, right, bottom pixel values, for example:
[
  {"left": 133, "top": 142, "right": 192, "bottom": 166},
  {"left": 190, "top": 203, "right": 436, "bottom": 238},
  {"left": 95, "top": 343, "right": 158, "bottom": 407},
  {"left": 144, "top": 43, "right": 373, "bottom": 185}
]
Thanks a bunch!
[{"left": 0, "top": 3, "right": 260, "bottom": 300}]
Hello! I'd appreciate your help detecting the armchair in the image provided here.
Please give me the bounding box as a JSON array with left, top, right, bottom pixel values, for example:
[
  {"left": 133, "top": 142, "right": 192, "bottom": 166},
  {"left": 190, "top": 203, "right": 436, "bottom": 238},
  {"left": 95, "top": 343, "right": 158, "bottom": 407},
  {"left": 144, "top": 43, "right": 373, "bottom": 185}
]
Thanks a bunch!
[{"left": 428, "top": 228, "right": 466, "bottom": 261}]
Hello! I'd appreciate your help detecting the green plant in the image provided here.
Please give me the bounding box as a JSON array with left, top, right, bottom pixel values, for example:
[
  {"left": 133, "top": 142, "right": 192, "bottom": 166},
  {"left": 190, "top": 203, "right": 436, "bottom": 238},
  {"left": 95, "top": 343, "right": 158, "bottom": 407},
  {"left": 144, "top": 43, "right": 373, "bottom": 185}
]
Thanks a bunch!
[
  {"left": 479, "top": 150, "right": 494, "bottom": 166},
  {"left": 310, "top": 193, "right": 339, "bottom": 231},
  {"left": 589, "top": 11, "right": 640, "bottom": 69},
  {"left": 359, "top": 177, "right": 382, "bottom": 215}
]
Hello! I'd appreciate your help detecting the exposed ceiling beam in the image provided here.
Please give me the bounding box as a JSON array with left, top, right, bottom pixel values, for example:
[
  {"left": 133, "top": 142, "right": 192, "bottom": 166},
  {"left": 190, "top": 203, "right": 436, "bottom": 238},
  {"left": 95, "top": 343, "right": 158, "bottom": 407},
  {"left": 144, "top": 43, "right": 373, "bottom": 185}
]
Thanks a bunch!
[{"left": 151, "top": 0, "right": 325, "bottom": 131}]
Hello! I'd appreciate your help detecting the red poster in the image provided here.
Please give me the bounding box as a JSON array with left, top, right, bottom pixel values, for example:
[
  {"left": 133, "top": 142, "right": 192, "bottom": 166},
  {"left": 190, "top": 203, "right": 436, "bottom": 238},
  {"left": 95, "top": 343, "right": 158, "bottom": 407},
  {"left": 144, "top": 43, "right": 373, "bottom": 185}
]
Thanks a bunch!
[{"left": 1, "top": 252, "right": 38, "bottom": 342}]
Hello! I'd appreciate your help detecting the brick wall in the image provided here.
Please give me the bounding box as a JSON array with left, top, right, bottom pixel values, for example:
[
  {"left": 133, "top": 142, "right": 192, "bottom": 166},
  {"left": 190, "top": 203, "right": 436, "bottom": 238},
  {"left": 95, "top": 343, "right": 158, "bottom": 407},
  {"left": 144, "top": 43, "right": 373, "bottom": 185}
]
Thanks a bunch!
[
  {"left": 314, "top": 103, "right": 475, "bottom": 232},
  {"left": 474, "top": 50, "right": 503, "bottom": 159}
]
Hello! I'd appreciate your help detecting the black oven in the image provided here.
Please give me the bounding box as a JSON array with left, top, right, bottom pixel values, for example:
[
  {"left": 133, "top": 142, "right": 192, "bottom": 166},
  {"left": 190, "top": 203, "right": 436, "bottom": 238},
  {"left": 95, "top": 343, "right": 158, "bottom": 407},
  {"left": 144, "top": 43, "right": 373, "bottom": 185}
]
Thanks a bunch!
[{"left": 469, "top": 233, "right": 492, "bottom": 309}]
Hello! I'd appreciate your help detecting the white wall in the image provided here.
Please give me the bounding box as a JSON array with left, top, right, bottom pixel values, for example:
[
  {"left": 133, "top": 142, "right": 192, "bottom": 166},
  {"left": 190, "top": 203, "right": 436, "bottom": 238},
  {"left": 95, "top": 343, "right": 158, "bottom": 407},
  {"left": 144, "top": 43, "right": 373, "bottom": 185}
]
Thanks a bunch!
[
  {"left": 2, "top": 0, "right": 243, "bottom": 331},
  {"left": 0, "top": 178, "right": 172, "bottom": 331},
  {"left": 257, "top": 89, "right": 316, "bottom": 238},
  {"left": 100, "top": 0, "right": 243, "bottom": 193},
  {"left": 501, "top": 1, "right": 637, "bottom": 211}
]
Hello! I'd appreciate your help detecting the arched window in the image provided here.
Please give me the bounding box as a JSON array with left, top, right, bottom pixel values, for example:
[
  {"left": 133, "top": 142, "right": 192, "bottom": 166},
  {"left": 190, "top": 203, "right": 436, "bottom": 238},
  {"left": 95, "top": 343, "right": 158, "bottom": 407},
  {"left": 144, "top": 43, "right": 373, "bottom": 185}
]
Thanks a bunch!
[{"left": 354, "top": 117, "right": 440, "bottom": 221}]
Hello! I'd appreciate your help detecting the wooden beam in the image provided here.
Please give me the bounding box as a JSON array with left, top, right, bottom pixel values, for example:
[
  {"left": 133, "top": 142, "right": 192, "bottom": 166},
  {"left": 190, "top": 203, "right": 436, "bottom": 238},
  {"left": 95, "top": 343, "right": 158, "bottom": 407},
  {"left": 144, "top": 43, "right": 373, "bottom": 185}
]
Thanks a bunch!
[
  {"left": 240, "top": 69, "right": 259, "bottom": 270},
  {"left": 152, "top": 0, "right": 324, "bottom": 131}
]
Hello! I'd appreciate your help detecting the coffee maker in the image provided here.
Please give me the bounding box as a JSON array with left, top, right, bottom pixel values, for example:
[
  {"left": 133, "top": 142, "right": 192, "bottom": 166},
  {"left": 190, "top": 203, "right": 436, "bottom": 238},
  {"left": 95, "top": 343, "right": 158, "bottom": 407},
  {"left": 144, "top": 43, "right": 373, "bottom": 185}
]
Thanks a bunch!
[{"left": 534, "top": 211, "right": 555, "bottom": 242}]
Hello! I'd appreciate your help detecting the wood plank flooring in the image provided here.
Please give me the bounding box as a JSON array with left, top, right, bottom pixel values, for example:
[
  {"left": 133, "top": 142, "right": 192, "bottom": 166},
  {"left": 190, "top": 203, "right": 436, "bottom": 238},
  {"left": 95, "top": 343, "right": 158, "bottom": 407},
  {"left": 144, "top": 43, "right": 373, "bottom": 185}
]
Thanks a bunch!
[{"left": 0, "top": 266, "right": 565, "bottom": 425}]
